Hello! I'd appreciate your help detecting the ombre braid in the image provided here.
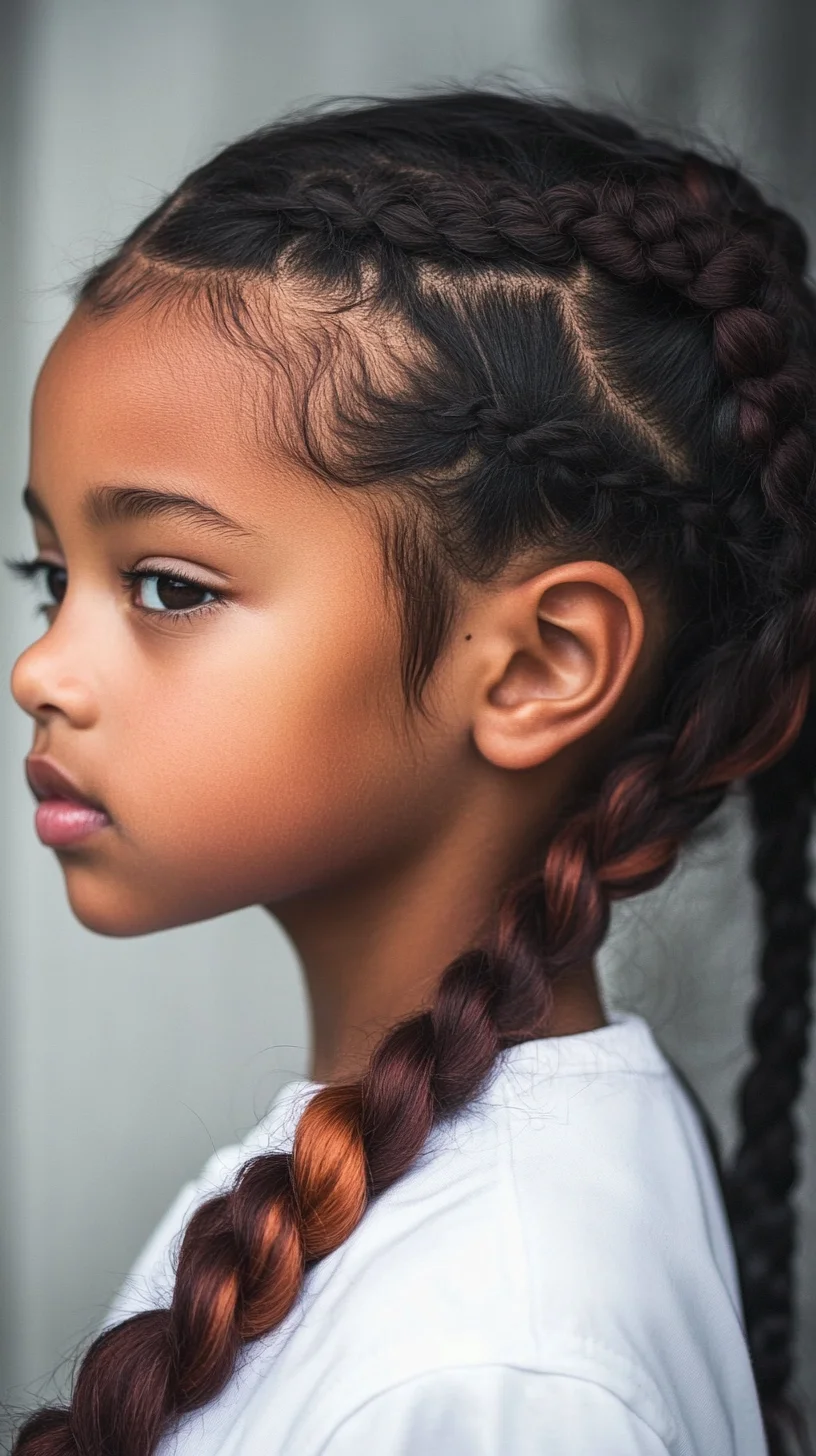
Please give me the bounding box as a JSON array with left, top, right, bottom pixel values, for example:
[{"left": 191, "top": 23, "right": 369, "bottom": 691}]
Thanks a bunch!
[{"left": 13, "top": 92, "right": 816, "bottom": 1456}]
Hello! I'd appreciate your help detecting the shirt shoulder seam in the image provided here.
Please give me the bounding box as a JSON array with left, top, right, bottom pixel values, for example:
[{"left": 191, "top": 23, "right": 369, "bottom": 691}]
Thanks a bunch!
[{"left": 312, "top": 1360, "right": 674, "bottom": 1455}]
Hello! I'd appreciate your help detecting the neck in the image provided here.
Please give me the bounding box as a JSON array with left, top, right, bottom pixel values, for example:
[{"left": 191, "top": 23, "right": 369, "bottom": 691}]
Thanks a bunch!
[
  {"left": 272, "top": 855, "right": 607, "bottom": 1082},
  {"left": 269, "top": 773, "right": 609, "bottom": 1085},
  {"left": 301, "top": 960, "right": 606, "bottom": 1084}
]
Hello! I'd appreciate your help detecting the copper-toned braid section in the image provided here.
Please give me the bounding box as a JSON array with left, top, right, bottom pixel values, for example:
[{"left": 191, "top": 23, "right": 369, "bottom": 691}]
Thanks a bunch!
[
  {"left": 293, "top": 1083, "right": 368, "bottom": 1259},
  {"left": 229, "top": 1159, "right": 303, "bottom": 1339}
]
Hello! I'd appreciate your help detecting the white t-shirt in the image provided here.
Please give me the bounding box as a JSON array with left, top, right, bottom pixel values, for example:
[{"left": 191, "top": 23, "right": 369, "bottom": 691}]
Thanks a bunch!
[{"left": 101, "top": 1011, "right": 768, "bottom": 1455}]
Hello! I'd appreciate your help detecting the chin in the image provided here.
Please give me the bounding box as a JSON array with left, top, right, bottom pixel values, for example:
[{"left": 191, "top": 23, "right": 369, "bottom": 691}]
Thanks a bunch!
[
  {"left": 60, "top": 862, "right": 240, "bottom": 936},
  {"left": 67, "top": 898, "right": 163, "bottom": 939},
  {"left": 59, "top": 866, "right": 173, "bottom": 937}
]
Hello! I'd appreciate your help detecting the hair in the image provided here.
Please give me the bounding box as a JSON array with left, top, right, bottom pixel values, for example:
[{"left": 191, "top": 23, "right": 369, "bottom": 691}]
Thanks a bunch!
[{"left": 10, "top": 86, "right": 816, "bottom": 1456}]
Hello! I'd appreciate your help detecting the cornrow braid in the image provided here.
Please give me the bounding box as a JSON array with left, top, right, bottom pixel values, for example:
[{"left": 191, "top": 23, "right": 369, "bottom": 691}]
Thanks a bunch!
[
  {"left": 13, "top": 91, "right": 816, "bottom": 1456},
  {"left": 254, "top": 169, "right": 816, "bottom": 525}
]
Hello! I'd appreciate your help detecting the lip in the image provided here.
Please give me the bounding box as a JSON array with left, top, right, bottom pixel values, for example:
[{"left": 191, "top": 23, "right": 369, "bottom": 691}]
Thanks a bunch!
[{"left": 25, "top": 756, "right": 109, "bottom": 815}]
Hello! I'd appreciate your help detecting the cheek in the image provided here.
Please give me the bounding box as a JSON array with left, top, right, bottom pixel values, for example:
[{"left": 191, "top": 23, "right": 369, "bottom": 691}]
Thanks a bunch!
[{"left": 103, "top": 604, "right": 424, "bottom": 911}]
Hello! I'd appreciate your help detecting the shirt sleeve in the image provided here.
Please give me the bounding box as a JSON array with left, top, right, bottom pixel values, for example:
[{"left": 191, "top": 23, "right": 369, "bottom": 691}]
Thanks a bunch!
[{"left": 318, "top": 1365, "right": 673, "bottom": 1456}]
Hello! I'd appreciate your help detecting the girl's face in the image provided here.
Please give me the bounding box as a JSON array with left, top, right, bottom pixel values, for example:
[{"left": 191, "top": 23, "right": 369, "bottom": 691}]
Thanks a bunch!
[{"left": 10, "top": 303, "right": 464, "bottom": 938}]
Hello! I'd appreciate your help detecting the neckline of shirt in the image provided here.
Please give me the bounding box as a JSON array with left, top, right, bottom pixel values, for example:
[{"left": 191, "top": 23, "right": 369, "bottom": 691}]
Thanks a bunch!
[{"left": 250, "top": 1010, "right": 668, "bottom": 1150}]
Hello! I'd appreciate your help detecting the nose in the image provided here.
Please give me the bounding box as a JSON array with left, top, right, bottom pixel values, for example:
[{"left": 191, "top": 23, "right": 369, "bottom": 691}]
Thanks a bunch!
[{"left": 10, "top": 620, "right": 99, "bottom": 730}]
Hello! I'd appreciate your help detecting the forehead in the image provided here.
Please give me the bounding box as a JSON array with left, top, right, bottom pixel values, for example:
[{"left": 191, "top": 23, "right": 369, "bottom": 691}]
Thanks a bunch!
[
  {"left": 31, "top": 303, "right": 265, "bottom": 490},
  {"left": 26, "top": 296, "right": 389, "bottom": 571}
]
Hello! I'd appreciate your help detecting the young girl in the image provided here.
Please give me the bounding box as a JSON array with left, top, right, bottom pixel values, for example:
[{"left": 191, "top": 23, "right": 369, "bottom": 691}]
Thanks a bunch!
[{"left": 6, "top": 88, "right": 816, "bottom": 1456}]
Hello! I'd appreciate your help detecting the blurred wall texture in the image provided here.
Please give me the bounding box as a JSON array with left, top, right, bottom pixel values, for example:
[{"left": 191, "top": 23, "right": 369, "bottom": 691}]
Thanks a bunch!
[{"left": 1, "top": 0, "right": 814, "bottom": 1428}]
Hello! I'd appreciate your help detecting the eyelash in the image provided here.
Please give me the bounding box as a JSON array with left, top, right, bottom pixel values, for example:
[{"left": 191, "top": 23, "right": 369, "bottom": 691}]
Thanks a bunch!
[{"left": 3, "top": 555, "right": 225, "bottom": 623}]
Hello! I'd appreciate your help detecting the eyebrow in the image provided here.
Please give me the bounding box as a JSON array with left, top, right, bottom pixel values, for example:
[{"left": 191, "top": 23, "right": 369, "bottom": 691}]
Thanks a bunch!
[{"left": 22, "top": 482, "right": 255, "bottom": 540}]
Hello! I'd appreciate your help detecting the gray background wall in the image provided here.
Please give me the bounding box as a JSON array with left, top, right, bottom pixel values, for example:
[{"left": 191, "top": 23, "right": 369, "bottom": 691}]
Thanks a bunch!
[{"left": 0, "top": 0, "right": 813, "bottom": 1433}]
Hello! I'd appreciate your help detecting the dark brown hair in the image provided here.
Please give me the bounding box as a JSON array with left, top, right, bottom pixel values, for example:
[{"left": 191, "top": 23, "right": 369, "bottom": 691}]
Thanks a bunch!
[{"left": 10, "top": 88, "right": 816, "bottom": 1456}]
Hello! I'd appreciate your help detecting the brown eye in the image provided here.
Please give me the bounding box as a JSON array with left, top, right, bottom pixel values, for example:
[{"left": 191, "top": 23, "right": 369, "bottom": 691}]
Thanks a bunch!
[
  {"left": 120, "top": 567, "right": 224, "bottom": 622},
  {"left": 135, "top": 573, "right": 215, "bottom": 613}
]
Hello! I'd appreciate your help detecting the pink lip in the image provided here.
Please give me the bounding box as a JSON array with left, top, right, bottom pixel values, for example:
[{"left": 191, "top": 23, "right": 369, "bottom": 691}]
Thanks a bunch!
[
  {"left": 25, "top": 754, "right": 112, "bottom": 844},
  {"left": 34, "top": 801, "right": 112, "bottom": 847},
  {"left": 25, "top": 755, "right": 107, "bottom": 811}
]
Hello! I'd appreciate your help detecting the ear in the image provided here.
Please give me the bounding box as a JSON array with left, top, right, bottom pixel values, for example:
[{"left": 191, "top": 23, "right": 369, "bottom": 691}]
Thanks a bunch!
[{"left": 468, "top": 560, "right": 645, "bottom": 772}]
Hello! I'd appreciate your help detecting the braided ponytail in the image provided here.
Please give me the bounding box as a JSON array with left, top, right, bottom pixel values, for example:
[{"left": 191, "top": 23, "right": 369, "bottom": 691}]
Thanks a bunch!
[
  {"left": 726, "top": 694, "right": 816, "bottom": 1456},
  {"left": 14, "top": 91, "right": 816, "bottom": 1455}
]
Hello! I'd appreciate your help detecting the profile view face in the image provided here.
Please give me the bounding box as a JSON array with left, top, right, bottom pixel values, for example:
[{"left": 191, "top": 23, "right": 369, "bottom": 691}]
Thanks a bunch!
[
  {"left": 12, "top": 301, "right": 464, "bottom": 939},
  {"left": 11, "top": 287, "right": 647, "bottom": 1045}
]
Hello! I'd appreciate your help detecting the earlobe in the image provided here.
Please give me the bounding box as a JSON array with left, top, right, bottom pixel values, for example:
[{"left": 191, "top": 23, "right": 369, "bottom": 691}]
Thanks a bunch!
[{"left": 471, "top": 561, "right": 646, "bottom": 772}]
